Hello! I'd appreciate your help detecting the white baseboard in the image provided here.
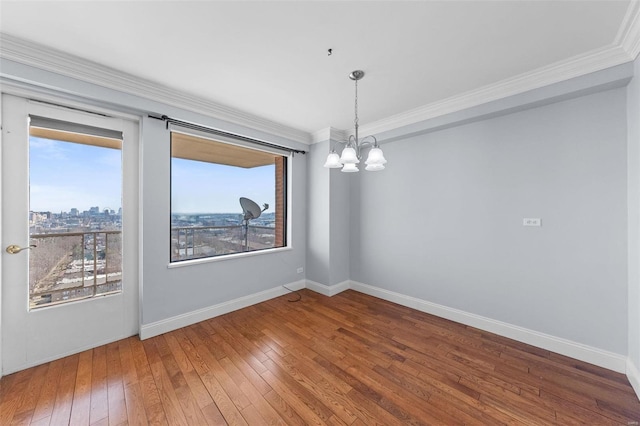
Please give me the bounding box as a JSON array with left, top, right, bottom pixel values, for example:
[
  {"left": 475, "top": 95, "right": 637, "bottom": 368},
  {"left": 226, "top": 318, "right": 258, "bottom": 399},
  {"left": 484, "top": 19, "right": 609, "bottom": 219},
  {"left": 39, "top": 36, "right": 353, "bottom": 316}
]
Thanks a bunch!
[
  {"left": 628, "top": 359, "right": 640, "bottom": 398},
  {"left": 349, "top": 280, "right": 627, "bottom": 373},
  {"left": 139, "top": 280, "right": 306, "bottom": 340},
  {"left": 305, "top": 279, "right": 350, "bottom": 297}
]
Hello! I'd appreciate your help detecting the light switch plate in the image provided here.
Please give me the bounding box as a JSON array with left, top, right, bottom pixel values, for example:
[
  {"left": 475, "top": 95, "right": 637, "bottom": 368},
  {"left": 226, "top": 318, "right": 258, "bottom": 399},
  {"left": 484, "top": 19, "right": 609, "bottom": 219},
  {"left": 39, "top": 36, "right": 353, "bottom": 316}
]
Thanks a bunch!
[{"left": 523, "top": 218, "right": 541, "bottom": 227}]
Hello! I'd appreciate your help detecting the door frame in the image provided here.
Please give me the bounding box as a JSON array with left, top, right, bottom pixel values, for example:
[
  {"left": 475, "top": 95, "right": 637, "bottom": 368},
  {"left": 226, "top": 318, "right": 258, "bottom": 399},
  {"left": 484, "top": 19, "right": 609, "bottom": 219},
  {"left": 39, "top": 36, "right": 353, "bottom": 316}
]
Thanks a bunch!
[{"left": 0, "top": 90, "right": 142, "bottom": 376}]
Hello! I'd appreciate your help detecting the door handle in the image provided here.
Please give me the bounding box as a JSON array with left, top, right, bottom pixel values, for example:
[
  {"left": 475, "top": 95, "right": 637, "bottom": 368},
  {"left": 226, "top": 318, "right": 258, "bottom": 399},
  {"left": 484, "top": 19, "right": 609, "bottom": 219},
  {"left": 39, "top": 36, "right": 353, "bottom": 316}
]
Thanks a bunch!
[{"left": 6, "top": 244, "right": 36, "bottom": 254}]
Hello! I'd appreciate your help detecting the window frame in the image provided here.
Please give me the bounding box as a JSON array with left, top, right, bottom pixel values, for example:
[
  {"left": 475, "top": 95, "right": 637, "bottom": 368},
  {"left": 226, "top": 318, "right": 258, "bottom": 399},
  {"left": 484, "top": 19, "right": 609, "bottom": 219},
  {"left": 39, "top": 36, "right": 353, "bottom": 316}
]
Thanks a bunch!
[{"left": 168, "top": 128, "right": 291, "bottom": 264}]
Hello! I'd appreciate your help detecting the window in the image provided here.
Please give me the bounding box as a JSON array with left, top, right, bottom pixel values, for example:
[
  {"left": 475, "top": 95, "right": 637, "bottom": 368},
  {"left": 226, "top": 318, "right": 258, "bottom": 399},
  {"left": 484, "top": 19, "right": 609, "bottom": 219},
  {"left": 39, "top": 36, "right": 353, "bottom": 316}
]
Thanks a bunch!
[
  {"left": 29, "top": 116, "right": 123, "bottom": 308},
  {"left": 170, "top": 131, "right": 287, "bottom": 262}
]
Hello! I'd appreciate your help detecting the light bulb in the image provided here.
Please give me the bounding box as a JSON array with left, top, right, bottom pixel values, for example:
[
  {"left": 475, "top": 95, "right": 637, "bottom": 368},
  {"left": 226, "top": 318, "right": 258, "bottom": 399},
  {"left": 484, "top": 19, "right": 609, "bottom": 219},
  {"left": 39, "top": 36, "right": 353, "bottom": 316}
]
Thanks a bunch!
[
  {"left": 341, "top": 163, "right": 359, "bottom": 173},
  {"left": 340, "top": 147, "right": 359, "bottom": 164},
  {"left": 365, "top": 147, "right": 387, "bottom": 165},
  {"left": 365, "top": 163, "right": 385, "bottom": 171},
  {"left": 323, "top": 152, "right": 342, "bottom": 168}
]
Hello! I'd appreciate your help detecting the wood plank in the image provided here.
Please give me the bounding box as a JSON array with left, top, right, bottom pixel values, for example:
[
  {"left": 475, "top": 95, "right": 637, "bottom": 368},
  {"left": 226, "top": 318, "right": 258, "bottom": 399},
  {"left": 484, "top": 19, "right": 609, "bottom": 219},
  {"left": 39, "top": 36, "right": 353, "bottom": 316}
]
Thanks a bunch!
[
  {"left": 265, "top": 348, "right": 358, "bottom": 424},
  {"left": 0, "top": 369, "right": 34, "bottom": 401},
  {"left": 313, "top": 354, "right": 424, "bottom": 425},
  {"left": 106, "top": 341, "right": 128, "bottom": 426},
  {"left": 260, "top": 369, "right": 328, "bottom": 425},
  {"left": 263, "top": 389, "right": 307, "bottom": 426},
  {"left": 156, "top": 335, "right": 210, "bottom": 425},
  {"left": 147, "top": 339, "right": 190, "bottom": 426},
  {"left": 164, "top": 331, "right": 214, "bottom": 409},
  {"left": 69, "top": 350, "right": 94, "bottom": 425},
  {"left": 0, "top": 389, "right": 23, "bottom": 425},
  {"left": 0, "top": 370, "right": 34, "bottom": 424},
  {"left": 118, "top": 337, "right": 138, "bottom": 388},
  {"left": 123, "top": 383, "right": 149, "bottom": 426},
  {"left": 202, "top": 326, "right": 272, "bottom": 396},
  {"left": 30, "top": 357, "right": 64, "bottom": 422},
  {"left": 180, "top": 327, "right": 248, "bottom": 425},
  {"left": 131, "top": 338, "right": 168, "bottom": 426},
  {"left": 217, "top": 355, "right": 284, "bottom": 425},
  {"left": 90, "top": 345, "right": 109, "bottom": 425},
  {"left": 341, "top": 361, "right": 457, "bottom": 424},
  {"left": 49, "top": 355, "right": 79, "bottom": 426},
  {"left": 10, "top": 363, "right": 49, "bottom": 424},
  {"left": 200, "top": 402, "right": 227, "bottom": 426},
  {"left": 185, "top": 325, "right": 252, "bottom": 410}
]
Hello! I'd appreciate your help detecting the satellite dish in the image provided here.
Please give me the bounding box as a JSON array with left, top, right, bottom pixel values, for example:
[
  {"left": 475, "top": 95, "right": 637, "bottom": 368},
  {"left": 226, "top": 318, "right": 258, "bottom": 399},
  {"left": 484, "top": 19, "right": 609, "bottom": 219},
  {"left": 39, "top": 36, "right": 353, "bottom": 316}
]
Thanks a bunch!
[
  {"left": 239, "top": 197, "right": 269, "bottom": 251},
  {"left": 240, "top": 197, "right": 263, "bottom": 221}
]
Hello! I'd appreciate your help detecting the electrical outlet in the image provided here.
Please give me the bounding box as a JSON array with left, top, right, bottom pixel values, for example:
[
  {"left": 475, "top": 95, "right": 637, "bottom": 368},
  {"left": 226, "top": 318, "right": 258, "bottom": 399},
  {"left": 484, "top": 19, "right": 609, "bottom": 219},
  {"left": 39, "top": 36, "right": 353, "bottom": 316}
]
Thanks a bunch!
[
  {"left": 523, "top": 218, "right": 541, "bottom": 227},
  {"left": 297, "top": 267, "right": 304, "bottom": 273}
]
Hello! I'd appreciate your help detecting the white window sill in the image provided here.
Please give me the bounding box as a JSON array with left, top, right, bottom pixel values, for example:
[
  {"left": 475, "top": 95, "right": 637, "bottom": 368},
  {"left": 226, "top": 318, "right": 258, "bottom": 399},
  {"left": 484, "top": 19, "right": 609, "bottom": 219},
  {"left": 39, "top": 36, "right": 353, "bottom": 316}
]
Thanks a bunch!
[{"left": 167, "top": 246, "right": 292, "bottom": 269}]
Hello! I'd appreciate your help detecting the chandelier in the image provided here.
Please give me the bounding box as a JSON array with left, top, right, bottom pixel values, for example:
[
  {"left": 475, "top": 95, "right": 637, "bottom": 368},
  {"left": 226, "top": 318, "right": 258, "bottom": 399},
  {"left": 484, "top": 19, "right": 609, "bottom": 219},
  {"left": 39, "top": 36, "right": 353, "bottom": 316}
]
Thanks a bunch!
[{"left": 323, "top": 70, "right": 387, "bottom": 172}]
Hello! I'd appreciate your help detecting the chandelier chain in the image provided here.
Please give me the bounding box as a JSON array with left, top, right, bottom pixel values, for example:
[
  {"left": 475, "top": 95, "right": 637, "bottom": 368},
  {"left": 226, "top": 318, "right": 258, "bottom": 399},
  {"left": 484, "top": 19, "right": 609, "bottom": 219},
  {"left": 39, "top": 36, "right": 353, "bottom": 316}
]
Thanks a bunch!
[{"left": 354, "top": 78, "right": 359, "bottom": 130}]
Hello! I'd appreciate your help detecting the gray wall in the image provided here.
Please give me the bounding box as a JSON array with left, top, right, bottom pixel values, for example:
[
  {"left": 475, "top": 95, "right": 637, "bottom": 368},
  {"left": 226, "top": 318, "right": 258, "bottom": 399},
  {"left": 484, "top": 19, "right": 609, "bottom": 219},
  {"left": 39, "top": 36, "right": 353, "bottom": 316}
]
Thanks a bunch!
[
  {"left": 306, "top": 140, "right": 351, "bottom": 286},
  {"left": 329, "top": 150, "right": 351, "bottom": 285},
  {"left": 351, "top": 87, "right": 628, "bottom": 354},
  {"left": 628, "top": 55, "right": 640, "bottom": 372},
  {"left": 306, "top": 141, "right": 331, "bottom": 284}
]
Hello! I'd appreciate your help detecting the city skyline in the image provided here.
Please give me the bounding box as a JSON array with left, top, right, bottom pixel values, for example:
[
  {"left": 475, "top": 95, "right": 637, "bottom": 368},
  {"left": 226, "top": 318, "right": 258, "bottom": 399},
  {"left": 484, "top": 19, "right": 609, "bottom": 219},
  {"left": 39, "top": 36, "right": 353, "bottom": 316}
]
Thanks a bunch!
[{"left": 30, "top": 206, "right": 121, "bottom": 215}]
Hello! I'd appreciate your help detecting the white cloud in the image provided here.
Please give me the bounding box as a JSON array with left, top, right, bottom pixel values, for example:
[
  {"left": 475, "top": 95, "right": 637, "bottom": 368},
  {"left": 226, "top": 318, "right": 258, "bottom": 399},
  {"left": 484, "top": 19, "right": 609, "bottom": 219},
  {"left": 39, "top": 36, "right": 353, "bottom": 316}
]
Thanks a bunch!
[{"left": 29, "top": 137, "right": 69, "bottom": 160}]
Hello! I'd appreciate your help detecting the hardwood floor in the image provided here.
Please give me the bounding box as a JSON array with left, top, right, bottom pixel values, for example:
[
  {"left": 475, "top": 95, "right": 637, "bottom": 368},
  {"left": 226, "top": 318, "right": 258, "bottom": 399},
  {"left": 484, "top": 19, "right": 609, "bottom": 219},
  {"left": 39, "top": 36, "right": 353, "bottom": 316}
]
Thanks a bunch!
[{"left": 1, "top": 289, "right": 639, "bottom": 425}]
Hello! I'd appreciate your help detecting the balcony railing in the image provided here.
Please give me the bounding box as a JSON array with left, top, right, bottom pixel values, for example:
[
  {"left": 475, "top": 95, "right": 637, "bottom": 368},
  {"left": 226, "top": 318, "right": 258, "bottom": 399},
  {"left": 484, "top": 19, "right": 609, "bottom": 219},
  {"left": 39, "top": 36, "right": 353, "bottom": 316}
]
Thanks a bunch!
[
  {"left": 29, "top": 230, "right": 122, "bottom": 309},
  {"left": 171, "top": 224, "right": 276, "bottom": 262}
]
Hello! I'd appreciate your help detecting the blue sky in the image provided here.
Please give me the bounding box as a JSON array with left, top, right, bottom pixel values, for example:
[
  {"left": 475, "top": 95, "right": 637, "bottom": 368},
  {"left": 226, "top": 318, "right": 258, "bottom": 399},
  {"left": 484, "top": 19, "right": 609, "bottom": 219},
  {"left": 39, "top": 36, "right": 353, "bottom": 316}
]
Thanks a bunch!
[
  {"left": 29, "top": 136, "right": 275, "bottom": 214},
  {"left": 30, "top": 137, "right": 122, "bottom": 213},
  {"left": 171, "top": 158, "right": 275, "bottom": 214}
]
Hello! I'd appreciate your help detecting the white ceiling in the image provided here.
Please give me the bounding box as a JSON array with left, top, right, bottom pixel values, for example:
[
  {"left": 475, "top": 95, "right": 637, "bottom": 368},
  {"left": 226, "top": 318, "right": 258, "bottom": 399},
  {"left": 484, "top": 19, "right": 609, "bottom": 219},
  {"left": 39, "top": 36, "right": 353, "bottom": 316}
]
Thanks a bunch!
[{"left": 0, "top": 1, "right": 635, "bottom": 136}]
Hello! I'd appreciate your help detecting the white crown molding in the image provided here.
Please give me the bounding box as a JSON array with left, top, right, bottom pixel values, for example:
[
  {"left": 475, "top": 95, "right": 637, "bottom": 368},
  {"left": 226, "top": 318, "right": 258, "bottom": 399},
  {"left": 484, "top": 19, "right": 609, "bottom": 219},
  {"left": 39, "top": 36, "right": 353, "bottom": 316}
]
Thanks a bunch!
[
  {"left": 616, "top": 0, "right": 640, "bottom": 60},
  {"left": 0, "top": 33, "right": 312, "bottom": 145},
  {"left": 312, "top": 127, "right": 349, "bottom": 144},
  {"left": 358, "top": 44, "right": 634, "bottom": 138}
]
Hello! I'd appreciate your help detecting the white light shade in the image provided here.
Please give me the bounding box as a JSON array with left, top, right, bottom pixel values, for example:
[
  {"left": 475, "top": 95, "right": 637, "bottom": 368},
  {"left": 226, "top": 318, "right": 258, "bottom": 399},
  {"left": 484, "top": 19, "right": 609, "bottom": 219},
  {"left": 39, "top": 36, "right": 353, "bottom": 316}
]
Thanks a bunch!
[
  {"left": 341, "top": 163, "right": 359, "bottom": 173},
  {"left": 323, "top": 152, "right": 342, "bottom": 168},
  {"left": 340, "top": 146, "right": 359, "bottom": 164},
  {"left": 365, "top": 147, "right": 387, "bottom": 165},
  {"left": 365, "top": 163, "right": 385, "bottom": 171}
]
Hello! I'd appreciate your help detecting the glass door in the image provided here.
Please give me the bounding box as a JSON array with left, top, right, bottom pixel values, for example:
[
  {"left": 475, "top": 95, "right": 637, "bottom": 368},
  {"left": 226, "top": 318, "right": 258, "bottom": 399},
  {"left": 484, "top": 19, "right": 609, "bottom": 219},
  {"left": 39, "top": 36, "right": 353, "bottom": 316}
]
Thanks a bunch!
[{"left": 1, "top": 94, "right": 139, "bottom": 375}]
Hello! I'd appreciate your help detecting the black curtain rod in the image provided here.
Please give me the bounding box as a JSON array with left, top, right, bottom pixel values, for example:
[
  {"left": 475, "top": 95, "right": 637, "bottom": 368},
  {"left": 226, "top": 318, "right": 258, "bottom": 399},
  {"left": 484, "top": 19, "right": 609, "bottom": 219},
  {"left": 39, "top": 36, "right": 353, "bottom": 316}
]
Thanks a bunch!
[{"left": 149, "top": 115, "right": 306, "bottom": 155}]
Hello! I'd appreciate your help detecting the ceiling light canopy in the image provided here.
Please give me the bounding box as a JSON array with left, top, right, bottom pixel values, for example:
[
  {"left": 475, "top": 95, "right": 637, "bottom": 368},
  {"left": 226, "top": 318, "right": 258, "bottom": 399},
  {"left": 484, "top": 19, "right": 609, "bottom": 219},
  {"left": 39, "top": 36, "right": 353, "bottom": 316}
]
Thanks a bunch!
[{"left": 324, "top": 70, "right": 386, "bottom": 172}]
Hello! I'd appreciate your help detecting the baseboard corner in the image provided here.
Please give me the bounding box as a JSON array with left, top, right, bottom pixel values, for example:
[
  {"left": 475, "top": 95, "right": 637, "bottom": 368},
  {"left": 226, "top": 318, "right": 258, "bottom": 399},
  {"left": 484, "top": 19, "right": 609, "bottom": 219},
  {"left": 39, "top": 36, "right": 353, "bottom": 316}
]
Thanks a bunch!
[
  {"left": 305, "top": 279, "right": 350, "bottom": 296},
  {"left": 627, "top": 358, "right": 640, "bottom": 400}
]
